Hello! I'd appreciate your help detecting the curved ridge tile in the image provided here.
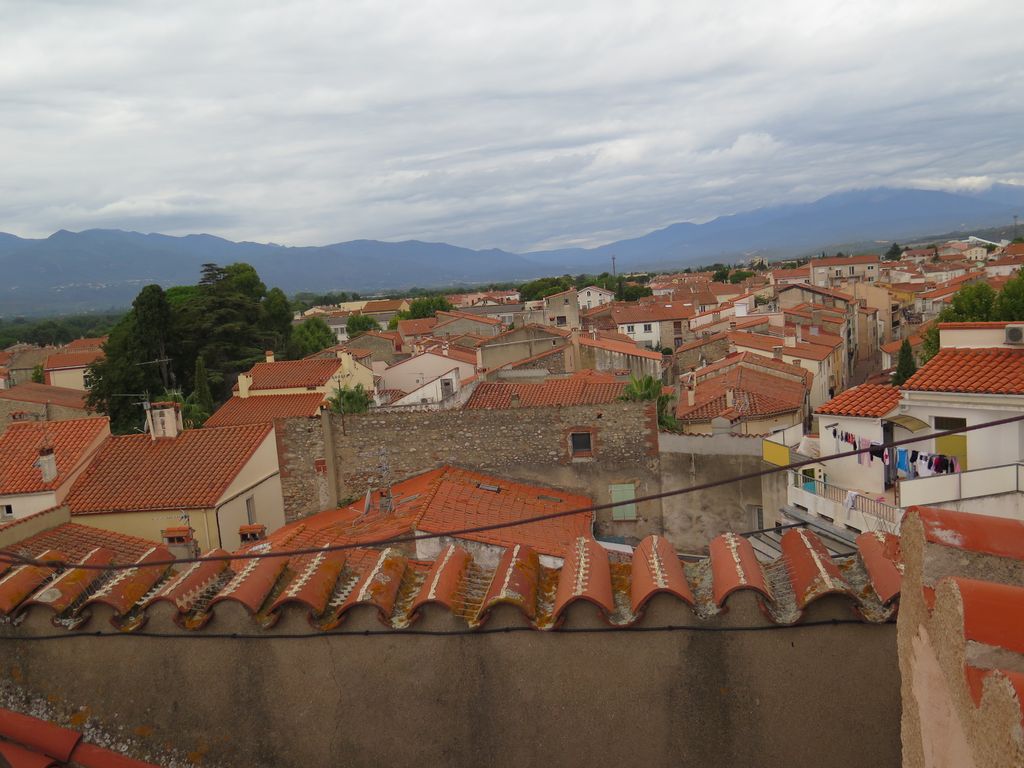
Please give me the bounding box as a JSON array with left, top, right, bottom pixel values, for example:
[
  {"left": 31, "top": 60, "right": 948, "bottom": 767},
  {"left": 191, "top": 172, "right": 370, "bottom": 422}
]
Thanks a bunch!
[
  {"left": 478, "top": 544, "right": 540, "bottom": 623},
  {"left": 949, "top": 577, "right": 1024, "bottom": 655},
  {"left": 0, "top": 704, "right": 82, "bottom": 762},
  {"left": 912, "top": 505, "right": 1024, "bottom": 559},
  {"left": 410, "top": 544, "right": 471, "bottom": 614},
  {"left": 709, "top": 533, "right": 770, "bottom": 607},
  {"left": 209, "top": 546, "right": 289, "bottom": 616},
  {"left": 337, "top": 547, "right": 408, "bottom": 622},
  {"left": 965, "top": 665, "right": 1024, "bottom": 721},
  {"left": 0, "top": 740, "right": 59, "bottom": 768},
  {"left": 856, "top": 531, "right": 903, "bottom": 605},
  {"left": 0, "top": 549, "right": 66, "bottom": 616},
  {"left": 269, "top": 547, "right": 347, "bottom": 616},
  {"left": 782, "top": 528, "right": 851, "bottom": 609},
  {"left": 630, "top": 534, "right": 693, "bottom": 613},
  {"left": 145, "top": 549, "right": 230, "bottom": 613},
  {"left": 21, "top": 547, "right": 115, "bottom": 616},
  {"left": 83, "top": 546, "right": 173, "bottom": 617},
  {"left": 552, "top": 537, "right": 613, "bottom": 622}
]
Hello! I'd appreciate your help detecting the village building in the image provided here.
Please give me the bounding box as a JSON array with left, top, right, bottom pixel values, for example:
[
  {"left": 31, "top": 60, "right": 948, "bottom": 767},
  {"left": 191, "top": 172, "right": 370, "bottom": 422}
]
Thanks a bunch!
[
  {"left": 204, "top": 392, "right": 326, "bottom": 428},
  {"left": 235, "top": 351, "right": 374, "bottom": 398},
  {"left": 0, "top": 382, "right": 93, "bottom": 435},
  {"left": 576, "top": 285, "right": 615, "bottom": 309},
  {"left": 810, "top": 253, "right": 880, "bottom": 288},
  {"left": 521, "top": 289, "right": 582, "bottom": 330}
]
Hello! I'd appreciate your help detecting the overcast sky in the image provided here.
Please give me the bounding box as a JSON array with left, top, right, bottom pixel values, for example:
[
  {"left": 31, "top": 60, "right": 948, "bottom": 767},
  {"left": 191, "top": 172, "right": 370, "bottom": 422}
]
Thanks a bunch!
[{"left": 1, "top": 1, "right": 1022, "bottom": 252}]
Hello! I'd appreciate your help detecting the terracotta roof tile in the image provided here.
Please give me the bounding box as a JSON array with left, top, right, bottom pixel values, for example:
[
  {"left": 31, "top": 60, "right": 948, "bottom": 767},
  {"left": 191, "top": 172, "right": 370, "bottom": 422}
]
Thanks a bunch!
[
  {"left": 63, "top": 337, "right": 107, "bottom": 351},
  {"left": 677, "top": 363, "right": 807, "bottom": 423},
  {"left": 552, "top": 537, "right": 614, "bottom": 622},
  {"left": 630, "top": 534, "right": 693, "bottom": 613},
  {"left": 816, "top": 384, "right": 901, "bottom": 418},
  {"left": 902, "top": 347, "right": 1024, "bottom": 394},
  {"left": 579, "top": 335, "right": 663, "bottom": 361},
  {"left": 781, "top": 528, "right": 852, "bottom": 609},
  {"left": 65, "top": 424, "right": 272, "bottom": 514},
  {"left": 0, "top": 707, "right": 158, "bottom": 767},
  {"left": 0, "top": 383, "right": 88, "bottom": 410},
  {"left": 241, "top": 359, "right": 342, "bottom": 391},
  {"left": 911, "top": 505, "right": 1024, "bottom": 559},
  {"left": 43, "top": 349, "right": 103, "bottom": 371},
  {"left": 0, "top": 418, "right": 109, "bottom": 494},
  {"left": 729, "top": 330, "right": 837, "bottom": 361},
  {"left": 4, "top": 523, "right": 159, "bottom": 564},
  {"left": 204, "top": 393, "right": 325, "bottom": 428},
  {"left": 709, "top": 533, "right": 771, "bottom": 606},
  {"left": 465, "top": 375, "right": 625, "bottom": 410},
  {"left": 397, "top": 317, "right": 438, "bottom": 337},
  {"left": 855, "top": 531, "right": 902, "bottom": 605}
]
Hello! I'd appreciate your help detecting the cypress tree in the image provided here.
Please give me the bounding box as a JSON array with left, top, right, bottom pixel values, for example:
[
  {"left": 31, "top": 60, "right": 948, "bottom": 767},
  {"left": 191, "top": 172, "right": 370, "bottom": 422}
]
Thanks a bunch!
[{"left": 892, "top": 338, "right": 917, "bottom": 386}]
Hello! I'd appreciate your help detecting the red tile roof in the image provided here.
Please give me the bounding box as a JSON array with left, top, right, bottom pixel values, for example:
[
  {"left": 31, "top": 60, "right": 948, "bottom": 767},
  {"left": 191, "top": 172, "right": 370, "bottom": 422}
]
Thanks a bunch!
[
  {"left": 812, "top": 254, "right": 881, "bottom": 267},
  {"left": 43, "top": 349, "right": 104, "bottom": 371},
  {"left": 3, "top": 521, "right": 160, "bottom": 563},
  {"left": 397, "top": 317, "right": 438, "bottom": 337},
  {"left": 64, "top": 336, "right": 107, "bottom": 350},
  {"left": 0, "top": 707, "right": 159, "bottom": 767},
  {"left": 465, "top": 373, "right": 626, "bottom": 410},
  {"left": 418, "top": 343, "right": 478, "bottom": 365},
  {"left": 902, "top": 347, "right": 1024, "bottom": 394},
  {"left": 361, "top": 299, "right": 407, "bottom": 313},
  {"left": 434, "top": 310, "right": 503, "bottom": 327},
  {"left": 676, "top": 364, "right": 807, "bottom": 423},
  {"left": 242, "top": 359, "right": 342, "bottom": 390},
  {"left": 266, "top": 465, "right": 594, "bottom": 559},
  {"left": 816, "top": 384, "right": 901, "bottom": 418},
  {"left": 204, "top": 393, "right": 325, "bottom": 428},
  {"left": 0, "top": 383, "right": 89, "bottom": 410},
  {"left": 728, "top": 331, "right": 836, "bottom": 361},
  {"left": 65, "top": 424, "right": 272, "bottom": 514},
  {"left": 611, "top": 302, "right": 695, "bottom": 324},
  {"left": 579, "top": 335, "right": 663, "bottom": 361},
  {"left": 880, "top": 335, "right": 923, "bottom": 355},
  {"left": 0, "top": 418, "right": 109, "bottom": 494}
]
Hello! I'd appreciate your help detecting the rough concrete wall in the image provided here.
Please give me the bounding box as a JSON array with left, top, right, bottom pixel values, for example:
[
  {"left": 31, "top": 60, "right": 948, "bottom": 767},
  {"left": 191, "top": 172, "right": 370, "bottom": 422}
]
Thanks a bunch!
[
  {"left": 0, "top": 624, "right": 899, "bottom": 768},
  {"left": 0, "top": 402, "right": 91, "bottom": 435},
  {"left": 760, "top": 464, "right": 791, "bottom": 526},
  {"left": 277, "top": 403, "right": 662, "bottom": 543},
  {"left": 659, "top": 451, "right": 764, "bottom": 553},
  {"left": 508, "top": 347, "right": 567, "bottom": 374}
]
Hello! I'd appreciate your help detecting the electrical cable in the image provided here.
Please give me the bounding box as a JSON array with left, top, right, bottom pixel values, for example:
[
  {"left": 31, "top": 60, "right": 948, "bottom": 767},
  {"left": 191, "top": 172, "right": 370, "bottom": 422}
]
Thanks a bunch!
[{"left": 2, "top": 412, "right": 1022, "bottom": 572}]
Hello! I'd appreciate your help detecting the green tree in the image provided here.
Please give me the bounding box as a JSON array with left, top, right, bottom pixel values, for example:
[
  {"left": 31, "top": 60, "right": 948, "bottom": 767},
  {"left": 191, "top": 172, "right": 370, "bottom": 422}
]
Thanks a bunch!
[
  {"left": 346, "top": 313, "right": 380, "bottom": 338},
  {"left": 892, "top": 339, "right": 917, "bottom": 386},
  {"left": 519, "top": 276, "right": 572, "bottom": 301},
  {"left": 728, "top": 269, "right": 755, "bottom": 284},
  {"left": 85, "top": 315, "right": 161, "bottom": 433},
  {"left": 328, "top": 383, "right": 372, "bottom": 414},
  {"left": 408, "top": 296, "right": 453, "bottom": 319},
  {"left": 712, "top": 267, "right": 731, "bottom": 282},
  {"left": 157, "top": 388, "right": 210, "bottom": 429},
  {"left": 131, "top": 284, "right": 174, "bottom": 390},
  {"left": 289, "top": 317, "right": 336, "bottom": 358},
  {"left": 30, "top": 364, "right": 44, "bottom": 384},
  {"left": 620, "top": 375, "right": 679, "bottom": 431},
  {"left": 993, "top": 271, "right": 1024, "bottom": 321},
  {"left": 260, "top": 287, "right": 294, "bottom": 354},
  {"left": 884, "top": 243, "right": 903, "bottom": 261},
  {"left": 192, "top": 357, "right": 214, "bottom": 417}
]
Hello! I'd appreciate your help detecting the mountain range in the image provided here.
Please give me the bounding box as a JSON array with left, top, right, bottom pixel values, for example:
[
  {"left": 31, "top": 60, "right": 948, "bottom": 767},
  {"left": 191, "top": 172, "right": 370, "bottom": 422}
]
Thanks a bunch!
[{"left": 1, "top": 185, "right": 1022, "bottom": 315}]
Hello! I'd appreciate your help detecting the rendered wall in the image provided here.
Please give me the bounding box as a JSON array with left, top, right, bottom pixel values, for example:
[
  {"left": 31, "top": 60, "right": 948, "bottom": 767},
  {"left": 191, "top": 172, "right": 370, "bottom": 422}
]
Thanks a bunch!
[{"left": 0, "top": 622, "right": 899, "bottom": 768}]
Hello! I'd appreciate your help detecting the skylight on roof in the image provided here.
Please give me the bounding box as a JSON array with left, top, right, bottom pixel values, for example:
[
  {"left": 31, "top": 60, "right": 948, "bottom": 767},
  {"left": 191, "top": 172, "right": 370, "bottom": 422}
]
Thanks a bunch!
[{"left": 476, "top": 483, "right": 501, "bottom": 493}]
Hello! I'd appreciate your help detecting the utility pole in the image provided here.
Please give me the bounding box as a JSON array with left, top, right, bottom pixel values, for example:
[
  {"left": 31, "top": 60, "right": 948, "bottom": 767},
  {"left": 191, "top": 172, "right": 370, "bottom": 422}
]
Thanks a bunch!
[{"left": 611, "top": 254, "right": 617, "bottom": 278}]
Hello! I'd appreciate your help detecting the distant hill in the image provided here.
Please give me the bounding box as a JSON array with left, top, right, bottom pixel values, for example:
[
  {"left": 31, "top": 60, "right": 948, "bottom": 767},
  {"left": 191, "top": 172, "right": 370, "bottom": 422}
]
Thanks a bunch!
[{"left": 1, "top": 185, "right": 1020, "bottom": 315}]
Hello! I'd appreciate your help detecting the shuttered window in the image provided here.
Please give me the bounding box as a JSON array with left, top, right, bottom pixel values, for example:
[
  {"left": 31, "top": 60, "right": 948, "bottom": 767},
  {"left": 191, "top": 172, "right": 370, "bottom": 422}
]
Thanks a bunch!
[{"left": 609, "top": 483, "right": 637, "bottom": 521}]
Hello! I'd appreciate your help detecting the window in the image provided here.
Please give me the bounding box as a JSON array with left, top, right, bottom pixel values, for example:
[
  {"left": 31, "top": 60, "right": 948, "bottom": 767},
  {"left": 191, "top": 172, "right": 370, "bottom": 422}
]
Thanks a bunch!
[
  {"left": 245, "top": 495, "right": 256, "bottom": 525},
  {"left": 555, "top": 315, "right": 567, "bottom": 326},
  {"left": 849, "top": 266, "right": 856, "bottom": 275},
  {"left": 626, "top": 324, "right": 635, "bottom": 333},
  {"left": 609, "top": 483, "right": 637, "bottom": 521},
  {"left": 0, "top": 504, "right": 12, "bottom": 519},
  {"left": 867, "top": 265, "right": 875, "bottom": 270},
  {"left": 570, "top": 431, "right": 592, "bottom": 455}
]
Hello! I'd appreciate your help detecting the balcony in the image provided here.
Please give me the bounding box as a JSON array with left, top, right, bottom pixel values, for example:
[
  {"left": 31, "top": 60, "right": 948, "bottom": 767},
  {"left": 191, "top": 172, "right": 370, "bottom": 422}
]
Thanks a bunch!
[
  {"left": 786, "top": 471, "right": 901, "bottom": 534},
  {"left": 898, "top": 463, "right": 1024, "bottom": 513}
]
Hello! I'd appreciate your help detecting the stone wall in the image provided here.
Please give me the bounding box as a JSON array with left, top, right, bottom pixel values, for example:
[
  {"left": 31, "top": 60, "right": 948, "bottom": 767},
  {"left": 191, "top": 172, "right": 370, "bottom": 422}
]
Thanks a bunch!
[
  {"left": 277, "top": 402, "right": 663, "bottom": 543},
  {"left": 0, "top": 622, "right": 900, "bottom": 768},
  {"left": 674, "top": 335, "right": 731, "bottom": 375}
]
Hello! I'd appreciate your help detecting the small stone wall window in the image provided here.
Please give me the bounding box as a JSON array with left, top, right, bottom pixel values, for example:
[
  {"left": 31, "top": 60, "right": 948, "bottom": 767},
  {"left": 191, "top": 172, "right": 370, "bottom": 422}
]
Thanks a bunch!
[
  {"left": 609, "top": 483, "right": 637, "bottom": 521},
  {"left": 570, "top": 431, "right": 593, "bottom": 456}
]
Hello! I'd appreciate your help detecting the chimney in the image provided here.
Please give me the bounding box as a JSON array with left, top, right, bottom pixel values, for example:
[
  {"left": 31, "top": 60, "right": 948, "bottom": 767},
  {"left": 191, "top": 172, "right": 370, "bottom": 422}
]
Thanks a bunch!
[
  {"left": 510, "top": 392, "right": 521, "bottom": 408},
  {"left": 265, "top": 350, "right": 275, "bottom": 363},
  {"left": 161, "top": 526, "right": 199, "bottom": 560},
  {"left": 725, "top": 388, "right": 734, "bottom": 409},
  {"left": 36, "top": 446, "right": 57, "bottom": 484},
  {"left": 772, "top": 345, "right": 784, "bottom": 360},
  {"left": 238, "top": 372, "right": 252, "bottom": 398},
  {"left": 784, "top": 333, "right": 797, "bottom": 348},
  {"left": 145, "top": 401, "right": 183, "bottom": 439},
  {"left": 442, "top": 341, "right": 450, "bottom": 356},
  {"left": 239, "top": 524, "right": 267, "bottom": 543},
  {"left": 684, "top": 374, "right": 696, "bottom": 406},
  {"left": 735, "top": 302, "right": 748, "bottom": 317}
]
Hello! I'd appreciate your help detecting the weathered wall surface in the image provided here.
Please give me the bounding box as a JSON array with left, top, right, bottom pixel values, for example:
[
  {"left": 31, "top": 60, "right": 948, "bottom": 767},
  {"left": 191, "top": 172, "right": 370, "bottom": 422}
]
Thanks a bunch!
[
  {"left": 0, "top": 624, "right": 900, "bottom": 768},
  {"left": 0, "top": 402, "right": 91, "bottom": 435},
  {"left": 277, "top": 402, "right": 663, "bottom": 544},
  {"left": 659, "top": 433, "right": 765, "bottom": 553}
]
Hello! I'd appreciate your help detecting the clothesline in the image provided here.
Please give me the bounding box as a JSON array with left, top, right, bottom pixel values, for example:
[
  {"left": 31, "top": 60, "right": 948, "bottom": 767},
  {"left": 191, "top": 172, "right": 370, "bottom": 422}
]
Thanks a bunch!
[{"left": 829, "top": 426, "right": 960, "bottom": 477}]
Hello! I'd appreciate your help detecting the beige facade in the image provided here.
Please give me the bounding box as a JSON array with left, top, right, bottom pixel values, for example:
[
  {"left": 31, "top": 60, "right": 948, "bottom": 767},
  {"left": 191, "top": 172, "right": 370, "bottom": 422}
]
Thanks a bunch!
[
  {"left": 47, "top": 367, "right": 89, "bottom": 391},
  {"left": 75, "top": 431, "right": 285, "bottom": 551}
]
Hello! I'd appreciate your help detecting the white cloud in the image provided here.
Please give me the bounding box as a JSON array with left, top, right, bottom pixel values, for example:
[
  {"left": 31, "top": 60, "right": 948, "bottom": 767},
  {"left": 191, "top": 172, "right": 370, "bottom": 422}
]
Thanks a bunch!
[{"left": 0, "top": 0, "right": 1021, "bottom": 251}]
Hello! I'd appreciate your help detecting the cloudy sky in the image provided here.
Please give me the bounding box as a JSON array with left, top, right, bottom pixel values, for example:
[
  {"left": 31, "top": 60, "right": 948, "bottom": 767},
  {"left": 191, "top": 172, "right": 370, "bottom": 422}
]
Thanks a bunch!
[{"left": 1, "top": 0, "right": 1022, "bottom": 252}]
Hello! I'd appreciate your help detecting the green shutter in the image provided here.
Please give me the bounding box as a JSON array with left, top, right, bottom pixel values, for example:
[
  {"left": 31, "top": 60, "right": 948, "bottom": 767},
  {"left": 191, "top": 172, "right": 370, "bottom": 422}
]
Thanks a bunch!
[{"left": 609, "top": 483, "right": 637, "bottom": 521}]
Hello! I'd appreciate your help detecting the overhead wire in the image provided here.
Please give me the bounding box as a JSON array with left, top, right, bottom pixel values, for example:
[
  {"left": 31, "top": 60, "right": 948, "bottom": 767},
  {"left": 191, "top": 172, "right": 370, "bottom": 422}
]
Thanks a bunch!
[{"left": 2, "top": 411, "right": 1022, "bottom": 572}]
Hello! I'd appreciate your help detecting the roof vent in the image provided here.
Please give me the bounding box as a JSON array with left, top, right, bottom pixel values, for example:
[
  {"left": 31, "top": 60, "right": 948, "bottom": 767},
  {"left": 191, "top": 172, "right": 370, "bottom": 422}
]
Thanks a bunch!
[
  {"left": 476, "top": 483, "right": 501, "bottom": 493},
  {"left": 1004, "top": 324, "right": 1024, "bottom": 345},
  {"left": 35, "top": 446, "right": 58, "bottom": 484}
]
